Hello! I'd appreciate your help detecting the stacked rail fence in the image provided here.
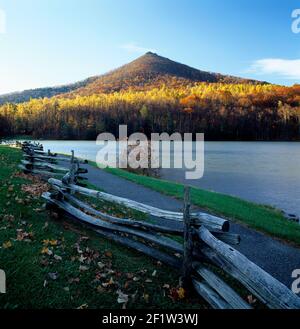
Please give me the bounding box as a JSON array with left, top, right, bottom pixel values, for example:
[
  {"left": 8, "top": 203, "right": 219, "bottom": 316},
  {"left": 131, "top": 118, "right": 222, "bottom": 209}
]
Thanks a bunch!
[{"left": 15, "top": 141, "right": 300, "bottom": 309}]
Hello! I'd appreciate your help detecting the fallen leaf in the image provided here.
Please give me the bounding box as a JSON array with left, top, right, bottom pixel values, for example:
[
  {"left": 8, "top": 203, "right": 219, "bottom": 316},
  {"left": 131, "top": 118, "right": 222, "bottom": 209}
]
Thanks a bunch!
[
  {"left": 79, "top": 255, "right": 87, "bottom": 263},
  {"left": 79, "top": 265, "right": 89, "bottom": 272},
  {"left": 21, "top": 182, "right": 49, "bottom": 197},
  {"left": 8, "top": 185, "right": 14, "bottom": 192},
  {"left": 105, "top": 251, "right": 113, "bottom": 258},
  {"left": 102, "top": 277, "right": 114, "bottom": 288},
  {"left": 117, "top": 290, "right": 129, "bottom": 304},
  {"left": 3, "top": 215, "right": 15, "bottom": 222},
  {"left": 49, "top": 239, "right": 58, "bottom": 246},
  {"left": 77, "top": 304, "right": 88, "bottom": 310},
  {"left": 177, "top": 287, "right": 185, "bottom": 299},
  {"left": 126, "top": 273, "right": 134, "bottom": 279},
  {"left": 40, "top": 258, "right": 49, "bottom": 267},
  {"left": 3, "top": 241, "right": 12, "bottom": 249},
  {"left": 54, "top": 254, "right": 62, "bottom": 261},
  {"left": 48, "top": 272, "right": 59, "bottom": 280},
  {"left": 143, "top": 293, "right": 150, "bottom": 303},
  {"left": 41, "top": 247, "right": 53, "bottom": 256},
  {"left": 169, "top": 288, "right": 179, "bottom": 301},
  {"left": 97, "top": 262, "right": 105, "bottom": 269},
  {"left": 69, "top": 278, "right": 80, "bottom": 284}
]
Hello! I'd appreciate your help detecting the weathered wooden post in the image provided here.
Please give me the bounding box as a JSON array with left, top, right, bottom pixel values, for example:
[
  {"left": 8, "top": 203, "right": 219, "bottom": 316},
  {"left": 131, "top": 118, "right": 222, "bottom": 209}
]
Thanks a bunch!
[
  {"left": 70, "top": 150, "right": 76, "bottom": 192},
  {"left": 182, "top": 185, "right": 193, "bottom": 289},
  {"left": 28, "top": 147, "right": 35, "bottom": 173}
]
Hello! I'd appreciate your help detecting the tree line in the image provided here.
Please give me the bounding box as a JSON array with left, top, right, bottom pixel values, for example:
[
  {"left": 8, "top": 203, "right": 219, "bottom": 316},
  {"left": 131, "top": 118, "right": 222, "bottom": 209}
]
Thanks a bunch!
[{"left": 1, "top": 83, "right": 300, "bottom": 140}]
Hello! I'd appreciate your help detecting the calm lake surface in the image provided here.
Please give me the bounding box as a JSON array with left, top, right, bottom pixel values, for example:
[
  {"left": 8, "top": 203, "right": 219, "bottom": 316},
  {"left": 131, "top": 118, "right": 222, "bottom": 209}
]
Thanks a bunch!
[{"left": 33, "top": 140, "right": 300, "bottom": 218}]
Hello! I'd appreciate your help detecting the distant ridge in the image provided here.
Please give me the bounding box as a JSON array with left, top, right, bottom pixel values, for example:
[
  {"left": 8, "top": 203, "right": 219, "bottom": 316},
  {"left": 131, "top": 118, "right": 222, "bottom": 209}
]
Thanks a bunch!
[
  {"left": 0, "top": 52, "right": 267, "bottom": 104},
  {"left": 0, "top": 76, "right": 99, "bottom": 105}
]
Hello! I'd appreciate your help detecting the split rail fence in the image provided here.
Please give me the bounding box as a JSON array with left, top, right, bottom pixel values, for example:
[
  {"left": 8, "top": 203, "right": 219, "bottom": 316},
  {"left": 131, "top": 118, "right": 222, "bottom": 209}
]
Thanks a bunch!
[{"left": 17, "top": 141, "right": 300, "bottom": 309}]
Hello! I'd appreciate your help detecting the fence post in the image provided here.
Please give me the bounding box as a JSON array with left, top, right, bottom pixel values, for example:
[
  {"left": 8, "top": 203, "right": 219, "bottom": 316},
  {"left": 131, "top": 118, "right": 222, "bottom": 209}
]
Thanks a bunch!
[
  {"left": 70, "top": 150, "right": 76, "bottom": 191},
  {"left": 182, "top": 185, "right": 193, "bottom": 289}
]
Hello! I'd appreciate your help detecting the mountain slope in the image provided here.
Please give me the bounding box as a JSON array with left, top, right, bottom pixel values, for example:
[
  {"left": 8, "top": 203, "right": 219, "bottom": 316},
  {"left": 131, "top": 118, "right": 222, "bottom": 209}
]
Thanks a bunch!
[
  {"left": 0, "top": 52, "right": 266, "bottom": 104},
  {"left": 0, "top": 76, "right": 99, "bottom": 105},
  {"left": 67, "top": 52, "right": 264, "bottom": 96}
]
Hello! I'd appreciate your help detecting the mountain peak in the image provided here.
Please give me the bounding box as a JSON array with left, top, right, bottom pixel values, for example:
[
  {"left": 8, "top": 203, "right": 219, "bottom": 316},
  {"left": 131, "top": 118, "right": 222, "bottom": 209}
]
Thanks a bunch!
[
  {"left": 66, "top": 53, "right": 264, "bottom": 96},
  {"left": 0, "top": 53, "right": 266, "bottom": 104},
  {"left": 144, "top": 51, "right": 157, "bottom": 56}
]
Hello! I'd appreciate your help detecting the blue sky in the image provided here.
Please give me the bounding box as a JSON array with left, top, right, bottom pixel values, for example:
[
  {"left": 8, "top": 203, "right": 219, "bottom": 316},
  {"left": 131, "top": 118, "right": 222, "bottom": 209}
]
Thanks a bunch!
[{"left": 0, "top": 0, "right": 300, "bottom": 94}]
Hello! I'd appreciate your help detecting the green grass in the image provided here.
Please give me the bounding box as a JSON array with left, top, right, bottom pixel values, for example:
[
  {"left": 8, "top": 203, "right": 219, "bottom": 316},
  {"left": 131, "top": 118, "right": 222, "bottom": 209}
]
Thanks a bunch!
[
  {"left": 0, "top": 146, "right": 211, "bottom": 309},
  {"left": 88, "top": 165, "right": 300, "bottom": 246}
]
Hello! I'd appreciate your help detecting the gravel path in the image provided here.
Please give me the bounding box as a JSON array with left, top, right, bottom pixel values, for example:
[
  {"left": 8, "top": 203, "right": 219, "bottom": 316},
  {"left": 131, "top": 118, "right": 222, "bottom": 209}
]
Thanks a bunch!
[{"left": 73, "top": 161, "right": 300, "bottom": 289}]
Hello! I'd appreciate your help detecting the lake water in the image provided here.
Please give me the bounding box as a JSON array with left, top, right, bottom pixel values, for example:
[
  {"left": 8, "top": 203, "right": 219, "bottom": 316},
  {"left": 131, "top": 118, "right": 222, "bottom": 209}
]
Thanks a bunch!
[{"left": 30, "top": 140, "right": 300, "bottom": 218}]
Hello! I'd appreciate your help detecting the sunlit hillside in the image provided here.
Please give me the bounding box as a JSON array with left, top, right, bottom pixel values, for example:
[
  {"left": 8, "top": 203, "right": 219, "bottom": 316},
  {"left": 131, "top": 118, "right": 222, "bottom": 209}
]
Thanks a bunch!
[{"left": 1, "top": 81, "right": 300, "bottom": 140}]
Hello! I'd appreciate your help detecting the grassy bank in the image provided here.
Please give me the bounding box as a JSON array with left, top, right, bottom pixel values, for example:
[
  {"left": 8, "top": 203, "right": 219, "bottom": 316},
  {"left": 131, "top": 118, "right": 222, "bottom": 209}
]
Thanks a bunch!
[
  {"left": 0, "top": 146, "right": 211, "bottom": 309},
  {"left": 99, "top": 166, "right": 300, "bottom": 246}
]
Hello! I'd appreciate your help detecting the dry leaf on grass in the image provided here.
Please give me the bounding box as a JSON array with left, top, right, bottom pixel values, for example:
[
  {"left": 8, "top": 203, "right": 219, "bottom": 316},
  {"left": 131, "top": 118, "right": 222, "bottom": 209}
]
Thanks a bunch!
[
  {"left": 104, "top": 251, "right": 113, "bottom": 258},
  {"left": 117, "top": 290, "right": 129, "bottom": 305},
  {"left": 97, "top": 262, "right": 105, "bottom": 269},
  {"left": 54, "top": 254, "right": 62, "bottom": 261},
  {"left": 169, "top": 287, "right": 186, "bottom": 301},
  {"left": 41, "top": 247, "right": 53, "bottom": 256},
  {"left": 79, "top": 265, "right": 89, "bottom": 272},
  {"left": 48, "top": 272, "right": 59, "bottom": 280},
  {"left": 21, "top": 182, "right": 49, "bottom": 197},
  {"left": 3, "top": 241, "right": 12, "bottom": 249},
  {"left": 102, "top": 277, "right": 115, "bottom": 288}
]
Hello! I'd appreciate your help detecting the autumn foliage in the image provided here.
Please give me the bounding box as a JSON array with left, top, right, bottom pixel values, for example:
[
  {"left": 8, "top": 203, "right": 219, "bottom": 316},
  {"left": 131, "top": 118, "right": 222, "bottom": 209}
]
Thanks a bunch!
[{"left": 1, "top": 82, "right": 300, "bottom": 140}]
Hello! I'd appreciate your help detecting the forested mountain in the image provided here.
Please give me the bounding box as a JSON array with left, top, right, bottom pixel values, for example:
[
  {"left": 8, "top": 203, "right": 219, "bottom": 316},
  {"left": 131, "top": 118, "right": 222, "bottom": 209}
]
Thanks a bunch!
[
  {"left": 0, "top": 52, "right": 264, "bottom": 104},
  {"left": 1, "top": 53, "right": 300, "bottom": 141},
  {"left": 64, "top": 52, "right": 264, "bottom": 96}
]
